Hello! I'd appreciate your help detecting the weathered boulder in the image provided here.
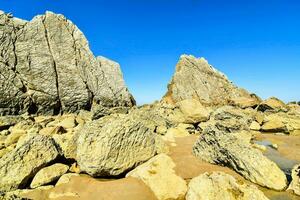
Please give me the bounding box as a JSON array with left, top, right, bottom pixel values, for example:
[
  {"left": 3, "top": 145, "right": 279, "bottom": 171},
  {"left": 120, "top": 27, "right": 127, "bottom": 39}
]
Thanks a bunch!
[
  {"left": 55, "top": 173, "right": 79, "bottom": 186},
  {"left": 230, "top": 95, "right": 261, "bottom": 109},
  {"left": 176, "top": 99, "right": 210, "bottom": 124},
  {"left": 0, "top": 11, "right": 134, "bottom": 115},
  {"left": 186, "top": 172, "right": 269, "bottom": 200},
  {"left": 199, "top": 106, "right": 253, "bottom": 133},
  {"left": 261, "top": 112, "right": 300, "bottom": 134},
  {"left": 163, "top": 55, "right": 256, "bottom": 106},
  {"left": 257, "top": 97, "right": 287, "bottom": 112},
  {"left": 261, "top": 119, "right": 287, "bottom": 133},
  {"left": 193, "top": 127, "right": 287, "bottom": 190},
  {"left": 76, "top": 109, "right": 163, "bottom": 176},
  {"left": 0, "top": 135, "right": 59, "bottom": 192},
  {"left": 250, "top": 121, "right": 261, "bottom": 131},
  {"left": 126, "top": 154, "right": 187, "bottom": 200},
  {"left": 30, "top": 163, "right": 69, "bottom": 188},
  {"left": 288, "top": 164, "right": 300, "bottom": 196}
]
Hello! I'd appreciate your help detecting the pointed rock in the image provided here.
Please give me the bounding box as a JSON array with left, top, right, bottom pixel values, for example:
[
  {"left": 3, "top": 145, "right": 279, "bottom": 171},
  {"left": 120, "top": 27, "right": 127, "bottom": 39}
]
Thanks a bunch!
[{"left": 163, "top": 55, "right": 258, "bottom": 106}]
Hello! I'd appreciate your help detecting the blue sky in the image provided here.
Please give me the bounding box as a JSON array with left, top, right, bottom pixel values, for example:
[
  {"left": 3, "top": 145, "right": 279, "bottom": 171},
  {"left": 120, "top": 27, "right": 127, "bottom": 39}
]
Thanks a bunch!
[{"left": 2, "top": 0, "right": 300, "bottom": 104}]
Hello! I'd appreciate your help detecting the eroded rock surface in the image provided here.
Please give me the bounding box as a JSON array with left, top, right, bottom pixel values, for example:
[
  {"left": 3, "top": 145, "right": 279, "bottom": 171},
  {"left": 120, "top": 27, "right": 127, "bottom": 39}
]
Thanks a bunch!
[
  {"left": 126, "top": 154, "right": 187, "bottom": 200},
  {"left": 30, "top": 163, "right": 69, "bottom": 188},
  {"left": 76, "top": 109, "right": 163, "bottom": 176},
  {"left": 192, "top": 127, "right": 287, "bottom": 190},
  {"left": 163, "top": 55, "right": 256, "bottom": 106},
  {"left": 0, "top": 135, "right": 59, "bottom": 192},
  {"left": 186, "top": 172, "right": 269, "bottom": 200},
  {"left": 0, "top": 11, "right": 134, "bottom": 116},
  {"left": 288, "top": 164, "right": 300, "bottom": 196}
]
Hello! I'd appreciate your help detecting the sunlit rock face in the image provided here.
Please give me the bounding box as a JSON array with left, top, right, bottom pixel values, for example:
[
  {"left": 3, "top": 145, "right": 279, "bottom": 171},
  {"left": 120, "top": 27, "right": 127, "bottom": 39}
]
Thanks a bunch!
[
  {"left": 163, "top": 55, "right": 258, "bottom": 107},
  {"left": 0, "top": 11, "right": 135, "bottom": 116}
]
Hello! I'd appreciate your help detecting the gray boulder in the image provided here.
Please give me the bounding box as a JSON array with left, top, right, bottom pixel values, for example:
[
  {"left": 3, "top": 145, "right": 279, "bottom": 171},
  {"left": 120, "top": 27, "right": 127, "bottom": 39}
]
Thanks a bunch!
[
  {"left": 0, "top": 11, "right": 134, "bottom": 115},
  {"left": 0, "top": 135, "right": 59, "bottom": 192},
  {"left": 193, "top": 126, "right": 287, "bottom": 190}
]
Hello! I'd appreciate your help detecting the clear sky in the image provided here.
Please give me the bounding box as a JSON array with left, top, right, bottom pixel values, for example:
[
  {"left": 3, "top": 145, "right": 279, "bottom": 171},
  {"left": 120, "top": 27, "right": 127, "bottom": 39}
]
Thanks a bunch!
[{"left": 2, "top": 0, "right": 300, "bottom": 104}]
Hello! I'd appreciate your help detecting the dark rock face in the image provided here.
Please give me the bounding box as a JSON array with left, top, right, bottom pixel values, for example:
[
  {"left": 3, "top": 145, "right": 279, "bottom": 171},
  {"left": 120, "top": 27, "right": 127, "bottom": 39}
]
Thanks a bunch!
[{"left": 0, "top": 11, "right": 135, "bottom": 115}]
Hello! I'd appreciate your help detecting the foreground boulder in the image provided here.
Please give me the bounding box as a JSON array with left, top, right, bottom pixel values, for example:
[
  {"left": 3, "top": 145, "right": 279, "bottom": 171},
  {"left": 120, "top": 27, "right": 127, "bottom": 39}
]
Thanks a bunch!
[
  {"left": 186, "top": 172, "right": 269, "bottom": 200},
  {"left": 193, "top": 127, "right": 287, "bottom": 190},
  {"left": 163, "top": 55, "right": 256, "bottom": 106},
  {"left": 0, "top": 135, "right": 59, "bottom": 192},
  {"left": 0, "top": 11, "right": 134, "bottom": 115},
  {"left": 77, "top": 110, "right": 163, "bottom": 176},
  {"left": 257, "top": 97, "right": 287, "bottom": 112},
  {"left": 288, "top": 164, "right": 300, "bottom": 196},
  {"left": 30, "top": 163, "right": 69, "bottom": 188},
  {"left": 127, "top": 154, "right": 187, "bottom": 200}
]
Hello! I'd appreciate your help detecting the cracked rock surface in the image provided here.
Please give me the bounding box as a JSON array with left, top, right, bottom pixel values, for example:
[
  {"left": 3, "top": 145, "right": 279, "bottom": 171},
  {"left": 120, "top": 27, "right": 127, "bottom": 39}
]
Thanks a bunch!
[
  {"left": 163, "top": 55, "right": 256, "bottom": 106},
  {"left": 0, "top": 11, "right": 135, "bottom": 115}
]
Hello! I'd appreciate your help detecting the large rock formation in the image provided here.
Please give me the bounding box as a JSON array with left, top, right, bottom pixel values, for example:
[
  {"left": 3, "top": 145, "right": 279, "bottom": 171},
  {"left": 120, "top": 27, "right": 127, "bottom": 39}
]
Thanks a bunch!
[
  {"left": 163, "top": 55, "right": 258, "bottom": 106},
  {"left": 186, "top": 172, "right": 269, "bottom": 200},
  {"left": 192, "top": 127, "right": 287, "bottom": 190},
  {"left": 0, "top": 11, "right": 134, "bottom": 115}
]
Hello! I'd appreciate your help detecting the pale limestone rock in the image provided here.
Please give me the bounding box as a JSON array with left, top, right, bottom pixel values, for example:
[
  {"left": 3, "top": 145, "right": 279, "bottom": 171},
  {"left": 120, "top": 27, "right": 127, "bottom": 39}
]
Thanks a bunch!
[
  {"left": 0, "top": 135, "right": 59, "bottom": 192},
  {"left": 230, "top": 95, "right": 261, "bottom": 109},
  {"left": 57, "top": 115, "right": 77, "bottom": 129},
  {"left": 55, "top": 173, "right": 79, "bottom": 186},
  {"left": 186, "top": 172, "right": 269, "bottom": 200},
  {"left": 127, "top": 154, "right": 187, "bottom": 200},
  {"left": 255, "top": 112, "right": 265, "bottom": 125},
  {"left": 257, "top": 97, "right": 287, "bottom": 112},
  {"left": 77, "top": 109, "right": 161, "bottom": 176},
  {"left": 39, "top": 126, "right": 66, "bottom": 136},
  {"left": 163, "top": 55, "right": 255, "bottom": 106},
  {"left": 199, "top": 106, "right": 253, "bottom": 134},
  {"left": 262, "top": 112, "right": 300, "bottom": 134},
  {"left": 30, "top": 163, "right": 69, "bottom": 188},
  {"left": 4, "top": 129, "right": 25, "bottom": 147},
  {"left": 176, "top": 99, "right": 210, "bottom": 124},
  {"left": 0, "top": 11, "right": 134, "bottom": 115},
  {"left": 193, "top": 127, "right": 287, "bottom": 190},
  {"left": 261, "top": 119, "right": 287, "bottom": 133},
  {"left": 288, "top": 164, "right": 300, "bottom": 196},
  {"left": 52, "top": 132, "right": 77, "bottom": 159},
  {"left": 250, "top": 121, "right": 261, "bottom": 131}
]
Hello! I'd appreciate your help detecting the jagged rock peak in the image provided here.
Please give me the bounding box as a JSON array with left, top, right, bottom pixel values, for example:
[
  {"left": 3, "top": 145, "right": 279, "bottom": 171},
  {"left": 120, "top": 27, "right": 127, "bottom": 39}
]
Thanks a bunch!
[
  {"left": 0, "top": 10, "right": 135, "bottom": 116},
  {"left": 163, "top": 54, "right": 257, "bottom": 106}
]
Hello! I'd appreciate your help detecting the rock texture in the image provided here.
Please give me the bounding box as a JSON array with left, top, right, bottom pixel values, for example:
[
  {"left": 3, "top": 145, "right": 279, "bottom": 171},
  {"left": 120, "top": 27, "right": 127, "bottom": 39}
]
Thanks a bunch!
[
  {"left": 76, "top": 109, "right": 162, "bottom": 176},
  {"left": 186, "top": 172, "right": 269, "bottom": 200},
  {"left": 0, "top": 11, "right": 134, "bottom": 115},
  {"left": 30, "top": 163, "right": 69, "bottom": 188},
  {"left": 176, "top": 99, "right": 210, "bottom": 124},
  {"left": 126, "top": 154, "right": 187, "bottom": 200},
  {"left": 192, "top": 127, "right": 287, "bottom": 190},
  {"left": 288, "top": 164, "right": 300, "bottom": 196},
  {"left": 163, "top": 55, "right": 256, "bottom": 106},
  {"left": 0, "top": 135, "right": 59, "bottom": 192}
]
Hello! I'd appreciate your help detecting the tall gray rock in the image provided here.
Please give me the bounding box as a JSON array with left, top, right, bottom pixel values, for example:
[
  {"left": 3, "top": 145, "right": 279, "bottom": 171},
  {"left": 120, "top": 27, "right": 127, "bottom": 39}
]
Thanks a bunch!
[
  {"left": 163, "top": 55, "right": 258, "bottom": 106},
  {"left": 0, "top": 11, "right": 135, "bottom": 115}
]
